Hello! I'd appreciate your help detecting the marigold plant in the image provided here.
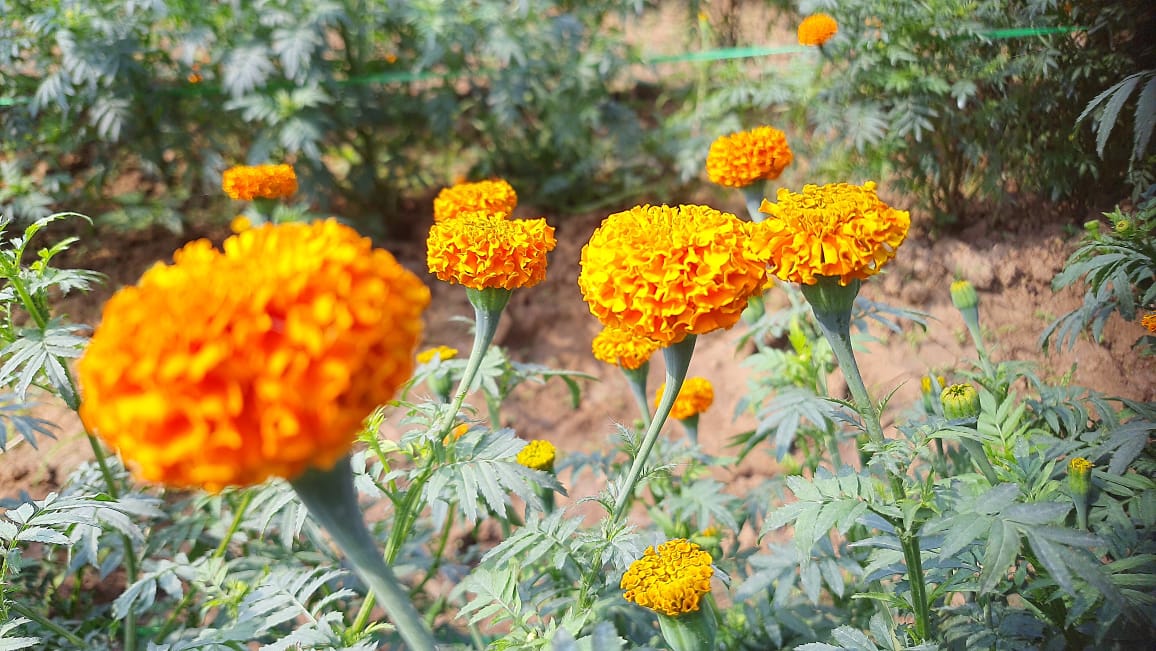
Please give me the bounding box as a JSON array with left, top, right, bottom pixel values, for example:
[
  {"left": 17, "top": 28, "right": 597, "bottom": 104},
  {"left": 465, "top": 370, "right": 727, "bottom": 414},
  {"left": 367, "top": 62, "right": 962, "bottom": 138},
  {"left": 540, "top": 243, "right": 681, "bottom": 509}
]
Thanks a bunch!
[
  {"left": 620, "top": 538, "right": 713, "bottom": 617},
  {"left": 426, "top": 212, "right": 557, "bottom": 290},
  {"left": 578, "top": 204, "right": 766, "bottom": 345},
  {"left": 591, "top": 326, "right": 661, "bottom": 371},
  {"left": 77, "top": 220, "right": 430, "bottom": 491},
  {"left": 221, "top": 164, "right": 298, "bottom": 201},
  {"left": 433, "top": 179, "right": 518, "bottom": 222},
  {"left": 655, "top": 377, "right": 714, "bottom": 421},
  {"left": 705, "top": 126, "right": 793, "bottom": 189},
  {"left": 751, "top": 181, "right": 910, "bottom": 285},
  {"left": 798, "top": 13, "right": 838, "bottom": 46},
  {"left": 516, "top": 439, "right": 556, "bottom": 472}
]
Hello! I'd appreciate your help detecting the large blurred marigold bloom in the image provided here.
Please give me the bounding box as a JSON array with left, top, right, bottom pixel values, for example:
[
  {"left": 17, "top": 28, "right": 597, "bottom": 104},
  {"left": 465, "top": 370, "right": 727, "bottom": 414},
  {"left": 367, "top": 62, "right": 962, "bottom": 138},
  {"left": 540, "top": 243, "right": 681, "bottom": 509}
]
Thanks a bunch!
[
  {"left": 592, "top": 326, "right": 661, "bottom": 371},
  {"left": 706, "top": 126, "right": 793, "bottom": 188},
  {"left": 798, "top": 13, "right": 838, "bottom": 46},
  {"left": 655, "top": 377, "right": 714, "bottom": 421},
  {"left": 78, "top": 220, "right": 430, "bottom": 492},
  {"left": 433, "top": 179, "right": 518, "bottom": 222},
  {"left": 751, "top": 181, "right": 909, "bottom": 285},
  {"left": 578, "top": 204, "right": 766, "bottom": 346},
  {"left": 621, "top": 538, "right": 713, "bottom": 616},
  {"left": 222, "top": 164, "right": 298, "bottom": 201},
  {"left": 426, "top": 212, "right": 556, "bottom": 290}
]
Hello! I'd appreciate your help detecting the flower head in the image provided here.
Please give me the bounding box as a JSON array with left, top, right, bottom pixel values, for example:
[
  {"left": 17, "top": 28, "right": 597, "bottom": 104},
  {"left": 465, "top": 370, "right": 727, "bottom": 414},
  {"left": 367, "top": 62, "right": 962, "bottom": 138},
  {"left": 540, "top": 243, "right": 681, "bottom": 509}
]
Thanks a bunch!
[
  {"left": 427, "top": 213, "right": 556, "bottom": 290},
  {"left": 1142, "top": 312, "right": 1156, "bottom": 333},
  {"left": 78, "top": 220, "right": 430, "bottom": 492},
  {"left": 230, "top": 215, "right": 253, "bottom": 234},
  {"left": 620, "top": 539, "right": 713, "bottom": 617},
  {"left": 941, "top": 383, "right": 980, "bottom": 420},
  {"left": 751, "top": 181, "right": 909, "bottom": 285},
  {"left": 706, "top": 126, "right": 793, "bottom": 189},
  {"left": 655, "top": 377, "right": 714, "bottom": 421},
  {"left": 920, "top": 374, "right": 947, "bottom": 396},
  {"left": 579, "top": 204, "right": 766, "bottom": 345},
  {"left": 592, "top": 326, "right": 661, "bottom": 371},
  {"left": 516, "top": 439, "right": 556, "bottom": 472},
  {"left": 433, "top": 179, "right": 518, "bottom": 222},
  {"left": 950, "top": 279, "right": 979, "bottom": 311},
  {"left": 798, "top": 13, "right": 838, "bottom": 46},
  {"left": 222, "top": 164, "right": 298, "bottom": 201},
  {"left": 417, "top": 345, "right": 458, "bottom": 364}
]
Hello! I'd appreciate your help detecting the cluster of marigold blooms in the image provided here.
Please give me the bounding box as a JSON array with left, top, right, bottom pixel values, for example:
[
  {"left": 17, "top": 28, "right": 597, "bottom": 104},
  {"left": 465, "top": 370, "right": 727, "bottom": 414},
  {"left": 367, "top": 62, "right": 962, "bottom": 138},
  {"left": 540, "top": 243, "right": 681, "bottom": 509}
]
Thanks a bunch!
[{"left": 220, "top": 163, "right": 300, "bottom": 233}]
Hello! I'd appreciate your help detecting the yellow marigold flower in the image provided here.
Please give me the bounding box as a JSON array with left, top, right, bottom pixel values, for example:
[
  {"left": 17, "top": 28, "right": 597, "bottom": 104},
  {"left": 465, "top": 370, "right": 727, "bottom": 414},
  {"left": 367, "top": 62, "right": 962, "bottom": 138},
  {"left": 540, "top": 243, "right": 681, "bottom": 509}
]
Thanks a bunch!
[
  {"left": 591, "top": 326, "right": 661, "bottom": 371},
  {"left": 655, "top": 377, "right": 714, "bottom": 421},
  {"left": 221, "top": 164, "right": 298, "bottom": 201},
  {"left": 920, "top": 374, "right": 946, "bottom": 396},
  {"left": 621, "top": 539, "right": 713, "bottom": 617},
  {"left": 578, "top": 204, "right": 766, "bottom": 346},
  {"left": 798, "top": 13, "right": 838, "bottom": 46},
  {"left": 444, "top": 422, "right": 470, "bottom": 444},
  {"left": 417, "top": 345, "right": 458, "bottom": 364},
  {"left": 427, "top": 213, "right": 556, "bottom": 290},
  {"left": 230, "top": 215, "right": 253, "bottom": 233},
  {"left": 1143, "top": 312, "right": 1156, "bottom": 333},
  {"left": 751, "top": 181, "right": 910, "bottom": 286},
  {"left": 516, "top": 439, "right": 556, "bottom": 472},
  {"left": 705, "top": 126, "right": 793, "bottom": 188},
  {"left": 77, "top": 220, "right": 430, "bottom": 492},
  {"left": 433, "top": 179, "right": 518, "bottom": 222}
]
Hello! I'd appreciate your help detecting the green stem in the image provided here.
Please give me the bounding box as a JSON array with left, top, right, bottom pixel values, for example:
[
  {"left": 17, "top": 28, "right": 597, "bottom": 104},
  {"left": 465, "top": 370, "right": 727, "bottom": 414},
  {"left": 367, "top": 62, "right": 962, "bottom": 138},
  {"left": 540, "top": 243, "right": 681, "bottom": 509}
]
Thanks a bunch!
[
  {"left": 433, "top": 288, "right": 509, "bottom": 439},
  {"left": 8, "top": 599, "right": 87, "bottom": 647},
  {"left": 621, "top": 363, "right": 652, "bottom": 429},
  {"left": 412, "top": 509, "right": 456, "bottom": 595},
  {"left": 741, "top": 184, "right": 767, "bottom": 223},
  {"left": 611, "top": 336, "right": 696, "bottom": 524},
  {"left": 899, "top": 528, "right": 933, "bottom": 641},
  {"left": 292, "top": 457, "right": 437, "bottom": 651}
]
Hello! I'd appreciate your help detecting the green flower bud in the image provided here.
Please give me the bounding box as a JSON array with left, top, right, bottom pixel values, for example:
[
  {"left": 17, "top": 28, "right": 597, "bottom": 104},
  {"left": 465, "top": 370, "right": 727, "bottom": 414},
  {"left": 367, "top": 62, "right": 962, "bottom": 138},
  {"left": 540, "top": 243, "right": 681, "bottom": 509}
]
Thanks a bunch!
[
  {"left": 1068, "top": 457, "right": 1094, "bottom": 530},
  {"left": 1114, "top": 219, "right": 1133, "bottom": 236},
  {"left": 950, "top": 279, "right": 979, "bottom": 312},
  {"left": 1083, "top": 220, "right": 1101, "bottom": 237},
  {"left": 941, "top": 383, "right": 979, "bottom": 420}
]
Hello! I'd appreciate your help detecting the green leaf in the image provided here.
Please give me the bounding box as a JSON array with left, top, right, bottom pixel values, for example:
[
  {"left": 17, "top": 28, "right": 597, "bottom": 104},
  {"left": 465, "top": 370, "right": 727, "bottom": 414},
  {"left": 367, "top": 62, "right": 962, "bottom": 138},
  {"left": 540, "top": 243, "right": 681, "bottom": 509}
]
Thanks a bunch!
[{"left": 979, "top": 519, "right": 1019, "bottom": 593}]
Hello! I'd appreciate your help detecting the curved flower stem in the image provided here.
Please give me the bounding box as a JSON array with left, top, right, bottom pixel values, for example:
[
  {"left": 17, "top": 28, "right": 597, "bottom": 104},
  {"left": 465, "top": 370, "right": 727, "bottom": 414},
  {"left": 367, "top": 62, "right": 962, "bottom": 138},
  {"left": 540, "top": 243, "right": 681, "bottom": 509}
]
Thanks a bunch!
[
  {"left": 8, "top": 600, "right": 86, "bottom": 647},
  {"left": 434, "top": 288, "right": 510, "bottom": 438},
  {"left": 611, "top": 336, "right": 696, "bottom": 524},
  {"left": 741, "top": 185, "right": 768, "bottom": 223},
  {"left": 291, "top": 457, "right": 437, "bottom": 651},
  {"left": 621, "top": 363, "right": 652, "bottom": 429}
]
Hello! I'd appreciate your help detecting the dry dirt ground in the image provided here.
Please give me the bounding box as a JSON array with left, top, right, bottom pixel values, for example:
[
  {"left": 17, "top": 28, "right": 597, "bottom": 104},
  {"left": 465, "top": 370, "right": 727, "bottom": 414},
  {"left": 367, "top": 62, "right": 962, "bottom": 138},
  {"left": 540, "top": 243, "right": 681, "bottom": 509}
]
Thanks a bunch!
[{"left": 1, "top": 193, "right": 1154, "bottom": 506}]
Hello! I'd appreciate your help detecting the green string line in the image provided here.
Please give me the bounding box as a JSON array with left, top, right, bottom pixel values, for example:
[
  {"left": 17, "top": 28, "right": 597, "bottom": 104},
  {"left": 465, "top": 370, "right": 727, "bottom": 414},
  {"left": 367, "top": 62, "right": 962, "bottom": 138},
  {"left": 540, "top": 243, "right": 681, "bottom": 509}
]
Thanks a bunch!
[{"left": 0, "top": 25, "right": 1084, "bottom": 108}]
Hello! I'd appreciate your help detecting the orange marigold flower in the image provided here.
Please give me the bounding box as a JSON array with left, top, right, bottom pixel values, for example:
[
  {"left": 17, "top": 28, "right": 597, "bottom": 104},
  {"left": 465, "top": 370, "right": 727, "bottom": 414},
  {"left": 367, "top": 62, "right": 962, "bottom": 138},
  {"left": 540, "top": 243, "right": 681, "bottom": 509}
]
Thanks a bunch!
[
  {"left": 655, "top": 377, "right": 714, "bottom": 421},
  {"left": 1143, "top": 312, "right": 1156, "bottom": 333},
  {"left": 798, "top": 13, "right": 838, "bottom": 46},
  {"left": 433, "top": 179, "right": 518, "bottom": 222},
  {"left": 221, "top": 164, "right": 298, "bottom": 201},
  {"left": 426, "top": 212, "right": 556, "bottom": 290},
  {"left": 706, "top": 126, "right": 793, "bottom": 188},
  {"left": 592, "top": 326, "right": 661, "bottom": 371},
  {"left": 578, "top": 204, "right": 766, "bottom": 346},
  {"left": 77, "top": 219, "right": 430, "bottom": 492},
  {"left": 751, "top": 181, "right": 909, "bottom": 285},
  {"left": 621, "top": 539, "right": 713, "bottom": 617}
]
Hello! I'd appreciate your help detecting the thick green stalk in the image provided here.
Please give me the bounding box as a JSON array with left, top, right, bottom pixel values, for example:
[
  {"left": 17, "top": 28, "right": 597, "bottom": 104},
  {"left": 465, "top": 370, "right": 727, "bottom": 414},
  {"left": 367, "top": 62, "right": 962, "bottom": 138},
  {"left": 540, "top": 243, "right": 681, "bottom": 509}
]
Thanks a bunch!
[
  {"left": 433, "top": 288, "right": 509, "bottom": 439},
  {"left": 611, "top": 336, "right": 696, "bottom": 524},
  {"left": 8, "top": 600, "right": 87, "bottom": 647},
  {"left": 900, "top": 528, "right": 933, "bottom": 641},
  {"left": 741, "top": 184, "right": 767, "bottom": 223},
  {"left": 621, "top": 363, "right": 652, "bottom": 429}
]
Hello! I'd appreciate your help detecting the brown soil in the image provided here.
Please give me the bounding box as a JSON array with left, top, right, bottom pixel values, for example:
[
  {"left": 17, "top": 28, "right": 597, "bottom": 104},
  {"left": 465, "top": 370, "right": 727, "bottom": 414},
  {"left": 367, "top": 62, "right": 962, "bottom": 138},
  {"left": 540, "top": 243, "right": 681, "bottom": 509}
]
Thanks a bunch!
[{"left": 2, "top": 195, "right": 1153, "bottom": 505}]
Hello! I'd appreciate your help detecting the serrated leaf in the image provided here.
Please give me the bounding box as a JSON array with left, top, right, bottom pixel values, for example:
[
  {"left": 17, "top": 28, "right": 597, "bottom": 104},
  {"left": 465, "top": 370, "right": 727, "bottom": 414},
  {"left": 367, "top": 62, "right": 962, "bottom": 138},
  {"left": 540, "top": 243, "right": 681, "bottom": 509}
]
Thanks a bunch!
[
  {"left": 979, "top": 519, "right": 1019, "bottom": 593},
  {"left": 1134, "top": 74, "right": 1156, "bottom": 159},
  {"left": 939, "top": 514, "right": 992, "bottom": 560},
  {"left": 14, "top": 525, "right": 70, "bottom": 545}
]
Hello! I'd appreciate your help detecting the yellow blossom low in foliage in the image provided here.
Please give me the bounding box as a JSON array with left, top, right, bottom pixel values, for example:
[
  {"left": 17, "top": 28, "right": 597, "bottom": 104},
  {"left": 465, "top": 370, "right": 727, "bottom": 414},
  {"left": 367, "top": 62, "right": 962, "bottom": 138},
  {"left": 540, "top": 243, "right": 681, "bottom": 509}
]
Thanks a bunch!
[
  {"left": 620, "top": 539, "right": 713, "bottom": 617},
  {"left": 578, "top": 204, "right": 766, "bottom": 345},
  {"left": 417, "top": 345, "right": 459, "bottom": 364},
  {"left": 655, "top": 377, "right": 714, "bottom": 421},
  {"left": 751, "top": 181, "right": 910, "bottom": 285},
  {"left": 427, "top": 213, "right": 556, "bottom": 290},
  {"left": 1143, "top": 312, "right": 1156, "bottom": 333},
  {"left": 798, "top": 13, "right": 838, "bottom": 46},
  {"left": 591, "top": 326, "right": 661, "bottom": 371},
  {"left": 920, "top": 374, "right": 947, "bottom": 396},
  {"left": 230, "top": 215, "right": 253, "bottom": 234},
  {"left": 705, "top": 126, "right": 793, "bottom": 189},
  {"left": 516, "top": 440, "right": 556, "bottom": 472},
  {"left": 77, "top": 220, "right": 430, "bottom": 492},
  {"left": 433, "top": 179, "right": 518, "bottom": 222},
  {"left": 221, "top": 164, "right": 298, "bottom": 201}
]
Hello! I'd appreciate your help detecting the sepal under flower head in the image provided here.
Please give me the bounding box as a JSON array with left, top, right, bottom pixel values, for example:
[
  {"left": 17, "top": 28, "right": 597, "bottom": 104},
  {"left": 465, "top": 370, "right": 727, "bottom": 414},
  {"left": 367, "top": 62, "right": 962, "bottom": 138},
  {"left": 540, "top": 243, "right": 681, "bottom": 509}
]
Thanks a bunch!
[
  {"left": 798, "top": 13, "right": 838, "bottom": 46},
  {"left": 222, "top": 164, "right": 298, "bottom": 201},
  {"left": 655, "top": 377, "right": 714, "bottom": 421},
  {"left": 706, "top": 126, "right": 793, "bottom": 189},
  {"left": 579, "top": 204, "right": 766, "bottom": 345},
  {"left": 592, "top": 326, "right": 661, "bottom": 371},
  {"left": 621, "top": 539, "right": 713, "bottom": 617},
  {"left": 427, "top": 213, "right": 556, "bottom": 290},
  {"left": 752, "top": 181, "right": 909, "bottom": 285},
  {"left": 516, "top": 439, "right": 556, "bottom": 472},
  {"left": 78, "top": 220, "right": 430, "bottom": 491},
  {"left": 433, "top": 179, "right": 518, "bottom": 222}
]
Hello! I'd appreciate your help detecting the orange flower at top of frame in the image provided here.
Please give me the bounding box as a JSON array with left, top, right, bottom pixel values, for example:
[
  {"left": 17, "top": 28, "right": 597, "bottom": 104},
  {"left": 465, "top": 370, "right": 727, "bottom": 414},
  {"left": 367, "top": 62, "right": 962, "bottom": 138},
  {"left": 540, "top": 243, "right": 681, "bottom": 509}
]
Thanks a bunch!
[
  {"left": 433, "top": 179, "right": 518, "bottom": 222},
  {"left": 221, "top": 164, "right": 298, "bottom": 201},
  {"left": 798, "top": 13, "right": 838, "bottom": 47},
  {"left": 706, "top": 126, "right": 793, "bottom": 189},
  {"left": 77, "top": 219, "right": 430, "bottom": 492},
  {"left": 426, "top": 212, "right": 556, "bottom": 290}
]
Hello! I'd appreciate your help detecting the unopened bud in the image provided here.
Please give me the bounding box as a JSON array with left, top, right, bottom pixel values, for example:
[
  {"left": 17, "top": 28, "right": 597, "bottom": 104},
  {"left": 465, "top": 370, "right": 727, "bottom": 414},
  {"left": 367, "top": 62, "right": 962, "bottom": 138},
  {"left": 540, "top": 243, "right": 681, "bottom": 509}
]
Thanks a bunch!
[
  {"left": 950, "top": 279, "right": 979, "bottom": 312},
  {"left": 941, "top": 383, "right": 979, "bottom": 420},
  {"left": 1068, "top": 457, "right": 1093, "bottom": 497}
]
